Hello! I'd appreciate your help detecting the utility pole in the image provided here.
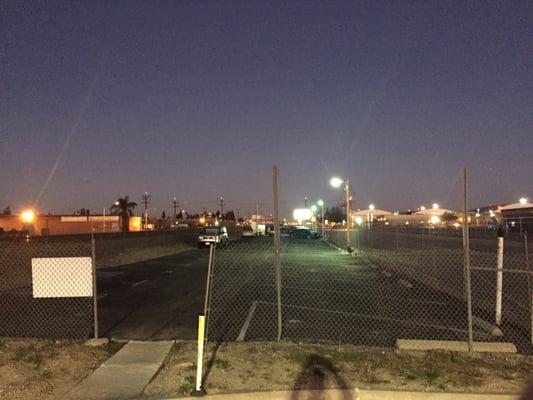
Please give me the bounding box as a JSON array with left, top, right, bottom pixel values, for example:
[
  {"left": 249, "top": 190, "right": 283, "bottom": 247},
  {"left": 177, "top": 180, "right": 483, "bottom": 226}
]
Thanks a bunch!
[
  {"left": 141, "top": 192, "right": 151, "bottom": 230},
  {"left": 345, "top": 180, "right": 351, "bottom": 250},
  {"left": 171, "top": 197, "right": 179, "bottom": 221},
  {"left": 219, "top": 197, "right": 224, "bottom": 220},
  {"left": 304, "top": 196, "right": 308, "bottom": 208},
  {"left": 273, "top": 166, "right": 282, "bottom": 341}
]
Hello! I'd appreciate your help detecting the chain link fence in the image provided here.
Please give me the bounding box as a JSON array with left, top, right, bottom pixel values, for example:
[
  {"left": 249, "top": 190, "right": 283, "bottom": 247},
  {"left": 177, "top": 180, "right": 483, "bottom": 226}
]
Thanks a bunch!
[
  {"left": 206, "top": 228, "right": 533, "bottom": 353},
  {"left": 0, "top": 237, "right": 95, "bottom": 338}
]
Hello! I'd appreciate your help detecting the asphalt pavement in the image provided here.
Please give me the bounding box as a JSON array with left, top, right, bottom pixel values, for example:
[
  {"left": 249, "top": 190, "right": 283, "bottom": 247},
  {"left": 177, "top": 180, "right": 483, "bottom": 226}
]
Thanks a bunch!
[
  {"left": 97, "top": 249, "right": 210, "bottom": 340},
  {"left": 96, "top": 236, "right": 530, "bottom": 352}
]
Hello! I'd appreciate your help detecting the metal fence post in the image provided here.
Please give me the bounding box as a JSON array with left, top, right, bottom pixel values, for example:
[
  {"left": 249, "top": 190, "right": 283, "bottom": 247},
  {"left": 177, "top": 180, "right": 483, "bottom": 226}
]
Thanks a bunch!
[
  {"left": 525, "top": 232, "right": 532, "bottom": 344},
  {"left": 462, "top": 168, "right": 473, "bottom": 351},
  {"left": 495, "top": 230, "right": 504, "bottom": 326},
  {"left": 91, "top": 233, "right": 99, "bottom": 339},
  {"left": 273, "top": 165, "right": 282, "bottom": 341},
  {"left": 203, "top": 244, "right": 216, "bottom": 344}
]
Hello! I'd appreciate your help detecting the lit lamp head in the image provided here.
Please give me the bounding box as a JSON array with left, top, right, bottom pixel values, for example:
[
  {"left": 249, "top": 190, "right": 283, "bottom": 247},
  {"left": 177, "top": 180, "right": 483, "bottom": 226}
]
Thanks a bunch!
[
  {"left": 310, "top": 205, "right": 317, "bottom": 212},
  {"left": 317, "top": 199, "right": 324, "bottom": 207},
  {"left": 330, "top": 177, "right": 344, "bottom": 188},
  {"left": 520, "top": 197, "right": 528, "bottom": 205},
  {"left": 369, "top": 204, "right": 375, "bottom": 211},
  {"left": 432, "top": 203, "right": 439, "bottom": 210},
  {"left": 20, "top": 209, "right": 35, "bottom": 224}
]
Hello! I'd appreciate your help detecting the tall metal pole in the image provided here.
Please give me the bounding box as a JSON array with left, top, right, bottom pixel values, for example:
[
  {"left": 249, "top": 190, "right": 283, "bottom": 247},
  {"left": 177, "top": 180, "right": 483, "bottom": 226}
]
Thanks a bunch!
[
  {"left": 203, "top": 244, "right": 215, "bottom": 343},
  {"left": 321, "top": 206, "right": 325, "bottom": 239},
  {"left": 273, "top": 165, "right": 282, "bottom": 341},
  {"left": 345, "top": 179, "right": 351, "bottom": 250},
  {"left": 91, "top": 233, "right": 99, "bottom": 339},
  {"left": 462, "top": 168, "right": 473, "bottom": 351},
  {"left": 524, "top": 232, "right": 532, "bottom": 344}
]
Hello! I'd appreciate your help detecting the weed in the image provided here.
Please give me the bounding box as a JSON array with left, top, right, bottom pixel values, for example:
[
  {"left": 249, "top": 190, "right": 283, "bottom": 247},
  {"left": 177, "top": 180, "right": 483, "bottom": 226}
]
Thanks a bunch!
[
  {"left": 207, "top": 357, "right": 231, "bottom": 370},
  {"left": 288, "top": 352, "right": 309, "bottom": 367},
  {"left": 177, "top": 375, "right": 195, "bottom": 394},
  {"left": 424, "top": 367, "right": 440, "bottom": 383}
]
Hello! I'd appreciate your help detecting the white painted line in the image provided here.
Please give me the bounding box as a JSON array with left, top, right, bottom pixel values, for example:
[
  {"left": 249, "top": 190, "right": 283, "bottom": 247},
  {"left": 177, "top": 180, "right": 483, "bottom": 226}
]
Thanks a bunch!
[
  {"left": 237, "top": 301, "right": 258, "bottom": 341},
  {"left": 398, "top": 279, "right": 413, "bottom": 289},
  {"left": 131, "top": 279, "right": 149, "bottom": 287}
]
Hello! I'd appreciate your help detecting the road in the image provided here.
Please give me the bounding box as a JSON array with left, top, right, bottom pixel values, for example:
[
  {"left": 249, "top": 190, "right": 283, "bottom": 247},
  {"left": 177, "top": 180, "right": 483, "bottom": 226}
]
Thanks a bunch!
[
  {"left": 97, "top": 249, "right": 209, "bottom": 340},
  {"left": 97, "top": 237, "right": 531, "bottom": 353}
]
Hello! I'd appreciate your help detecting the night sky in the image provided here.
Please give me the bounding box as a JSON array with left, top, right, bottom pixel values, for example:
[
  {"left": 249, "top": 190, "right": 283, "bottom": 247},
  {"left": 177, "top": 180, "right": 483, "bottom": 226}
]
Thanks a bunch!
[{"left": 2, "top": 1, "right": 532, "bottom": 217}]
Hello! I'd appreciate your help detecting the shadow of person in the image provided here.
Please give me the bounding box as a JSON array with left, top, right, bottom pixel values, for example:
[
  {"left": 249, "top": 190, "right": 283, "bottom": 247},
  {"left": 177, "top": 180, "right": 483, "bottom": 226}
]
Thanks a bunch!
[{"left": 290, "top": 354, "right": 353, "bottom": 400}]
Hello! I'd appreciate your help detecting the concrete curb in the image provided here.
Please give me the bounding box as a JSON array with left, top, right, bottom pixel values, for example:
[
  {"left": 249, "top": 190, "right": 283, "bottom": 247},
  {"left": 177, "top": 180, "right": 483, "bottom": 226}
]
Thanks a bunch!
[
  {"left": 396, "top": 339, "right": 517, "bottom": 353},
  {"left": 158, "top": 388, "right": 520, "bottom": 400}
]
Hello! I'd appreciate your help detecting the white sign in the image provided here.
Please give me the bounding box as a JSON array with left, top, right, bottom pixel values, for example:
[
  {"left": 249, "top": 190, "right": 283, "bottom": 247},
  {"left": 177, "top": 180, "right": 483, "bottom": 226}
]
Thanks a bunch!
[
  {"left": 293, "top": 208, "right": 312, "bottom": 221},
  {"left": 32, "top": 257, "right": 93, "bottom": 298}
]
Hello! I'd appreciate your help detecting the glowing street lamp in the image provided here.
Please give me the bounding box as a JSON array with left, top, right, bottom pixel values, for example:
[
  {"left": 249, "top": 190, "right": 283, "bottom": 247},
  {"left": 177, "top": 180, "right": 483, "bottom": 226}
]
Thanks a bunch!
[
  {"left": 432, "top": 203, "right": 439, "bottom": 210},
  {"left": 329, "top": 177, "right": 352, "bottom": 250},
  {"left": 330, "top": 177, "right": 344, "bottom": 188},
  {"left": 314, "top": 200, "right": 325, "bottom": 238},
  {"left": 20, "top": 209, "right": 36, "bottom": 224},
  {"left": 519, "top": 197, "right": 528, "bottom": 205}
]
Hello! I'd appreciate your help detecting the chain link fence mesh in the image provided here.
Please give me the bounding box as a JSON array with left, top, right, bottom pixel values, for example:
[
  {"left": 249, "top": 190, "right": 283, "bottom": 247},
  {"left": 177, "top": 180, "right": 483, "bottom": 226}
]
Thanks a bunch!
[
  {"left": 0, "top": 238, "right": 94, "bottom": 338},
  {"left": 207, "top": 228, "right": 533, "bottom": 353}
]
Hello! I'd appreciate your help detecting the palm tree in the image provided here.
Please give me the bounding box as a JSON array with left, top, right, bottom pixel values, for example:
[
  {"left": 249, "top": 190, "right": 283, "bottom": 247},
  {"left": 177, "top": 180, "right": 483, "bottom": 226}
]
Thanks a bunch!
[{"left": 110, "top": 196, "right": 137, "bottom": 232}]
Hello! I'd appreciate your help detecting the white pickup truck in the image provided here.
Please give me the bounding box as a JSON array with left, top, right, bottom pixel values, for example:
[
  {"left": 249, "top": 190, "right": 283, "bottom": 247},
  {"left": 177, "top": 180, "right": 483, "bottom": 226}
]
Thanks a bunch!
[{"left": 197, "top": 226, "right": 228, "bottom": 248}]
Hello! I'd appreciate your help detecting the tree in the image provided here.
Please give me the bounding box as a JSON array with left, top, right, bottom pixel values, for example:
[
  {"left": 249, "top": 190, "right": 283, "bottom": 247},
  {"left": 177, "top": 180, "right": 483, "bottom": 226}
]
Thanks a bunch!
[
  {"left": 441, "top": 212, "right": 458, "bottom": 223},
  {"left": 325, "top": 206, "right": 344, "bottom": 223},
  {"left": 110, "top": 196, "right": 137, "bottom": 232},
  {"left": 161, "top": 210, "right": 166, "bottom": 219},
  {"left": 225, "top": 210, "right": 236, "bottom": 221},
  {"left": 2, "top": 206, "right": 11, "bottom": 215}
]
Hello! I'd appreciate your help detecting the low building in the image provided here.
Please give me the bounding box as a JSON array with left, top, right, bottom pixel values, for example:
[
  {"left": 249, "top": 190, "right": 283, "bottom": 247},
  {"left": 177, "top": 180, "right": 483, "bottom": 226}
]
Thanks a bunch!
[
  {"left": 500, "top": 199, "right": 533, "bottom": 235},
  {"left": 0, "top": 214, "right": 142, "bottom": 236}
]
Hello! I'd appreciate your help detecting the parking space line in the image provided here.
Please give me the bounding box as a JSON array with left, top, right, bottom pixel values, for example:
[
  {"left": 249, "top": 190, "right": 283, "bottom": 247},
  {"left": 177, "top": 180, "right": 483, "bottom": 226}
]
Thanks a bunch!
[
  {"left": 237, "top": 301, "right": 258, "bottom": 341},
  {"left": 131, "top": 279, "right": 149, "bottom": 287}
]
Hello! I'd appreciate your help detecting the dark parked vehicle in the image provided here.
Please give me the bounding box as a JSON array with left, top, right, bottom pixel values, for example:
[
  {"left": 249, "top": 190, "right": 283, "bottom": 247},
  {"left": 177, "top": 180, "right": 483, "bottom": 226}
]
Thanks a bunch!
[
  {"left": 289, "top": 227, "right": 321, "bottom": 239},
  {"left": 291, "top": 228, "right": 312, "bottom": 239}
]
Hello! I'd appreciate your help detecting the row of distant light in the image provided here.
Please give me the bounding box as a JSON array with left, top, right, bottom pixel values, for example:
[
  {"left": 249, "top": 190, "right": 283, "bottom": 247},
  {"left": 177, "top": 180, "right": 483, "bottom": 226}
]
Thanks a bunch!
[{"left": 16, "top": 197, "right": 530, "bottom": 226}]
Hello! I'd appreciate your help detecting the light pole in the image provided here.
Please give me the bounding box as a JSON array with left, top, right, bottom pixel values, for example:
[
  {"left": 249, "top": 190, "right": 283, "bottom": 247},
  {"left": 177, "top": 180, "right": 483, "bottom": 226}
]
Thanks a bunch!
[
  {"left": 311, "top": 205, "right": 317, "bottom": 230},
  {"left": 330, "top": 177, "right": 351, "bottom": 250},
  {"left": 317, "top": 199, "right": 325, "bottom": 238}
]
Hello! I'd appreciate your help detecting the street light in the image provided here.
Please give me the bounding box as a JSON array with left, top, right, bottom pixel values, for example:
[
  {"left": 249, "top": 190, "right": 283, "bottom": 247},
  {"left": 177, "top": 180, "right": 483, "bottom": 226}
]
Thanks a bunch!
[
  {"left": 20, "top": 209, "right": 36, "bottom": 224},
  {"left": 330, "top": 177, "right": 343, "bottom": 188},
  {"left": 519, "top": 197, "right": 528, "bottom": 205},
  {"left": 310, "top": 204, "right": 318, "bottom": 230},
  {"left": 316, "top": 199, "right": 325, "bottom": 238},
  {"left": 330, "top": 177, "right": 352, "bottom": 251}
]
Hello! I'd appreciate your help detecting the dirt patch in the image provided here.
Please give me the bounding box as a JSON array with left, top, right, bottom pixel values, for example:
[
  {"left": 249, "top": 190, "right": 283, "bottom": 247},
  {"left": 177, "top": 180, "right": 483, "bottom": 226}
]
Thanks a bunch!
[
  {"left": 97, "top": 243, "right": 194, "bottom": 269},
  {"left": 0, "top": 338, "right": 122, "bottom": 400},
  {"left": 143, "top": 341, "right": 533, "bottom": 398}
]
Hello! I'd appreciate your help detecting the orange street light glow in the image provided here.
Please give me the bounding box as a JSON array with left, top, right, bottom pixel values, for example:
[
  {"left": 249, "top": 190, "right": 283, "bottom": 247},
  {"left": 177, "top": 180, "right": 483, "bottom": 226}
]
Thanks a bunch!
[{"left": 20, "top": 209, "right": 36, "bottom": 223}]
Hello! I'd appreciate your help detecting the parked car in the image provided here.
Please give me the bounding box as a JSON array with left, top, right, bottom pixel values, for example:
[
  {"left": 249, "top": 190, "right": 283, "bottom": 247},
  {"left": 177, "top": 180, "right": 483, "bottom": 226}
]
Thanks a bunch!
[
  {"left": 197, "top": 226, "right": 228, "bottom": 248},
  {"left": 280, "top": 227, "right": 292, "bottom": 237},
  {"left": 291, "top": 228, "right": 312, "bottom": 239},
  {"left": 241, "top": 227, "right": 256, "bottom": 238}
]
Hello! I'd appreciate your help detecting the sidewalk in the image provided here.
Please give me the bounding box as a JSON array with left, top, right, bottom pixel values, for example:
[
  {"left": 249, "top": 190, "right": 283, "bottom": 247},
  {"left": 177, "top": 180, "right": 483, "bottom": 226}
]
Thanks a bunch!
[
  {"left": 67, "top": 340, "right": 174, "bottom": 400},
  {"left": 161, "top": 388, "right": 521, "bottom": 400}
]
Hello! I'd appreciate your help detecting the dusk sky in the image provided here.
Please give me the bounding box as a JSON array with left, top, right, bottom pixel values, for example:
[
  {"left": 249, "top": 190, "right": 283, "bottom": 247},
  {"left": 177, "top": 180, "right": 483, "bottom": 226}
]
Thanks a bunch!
[{"left": 2, "top": 1, "right": 532, "bottom": 218}]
